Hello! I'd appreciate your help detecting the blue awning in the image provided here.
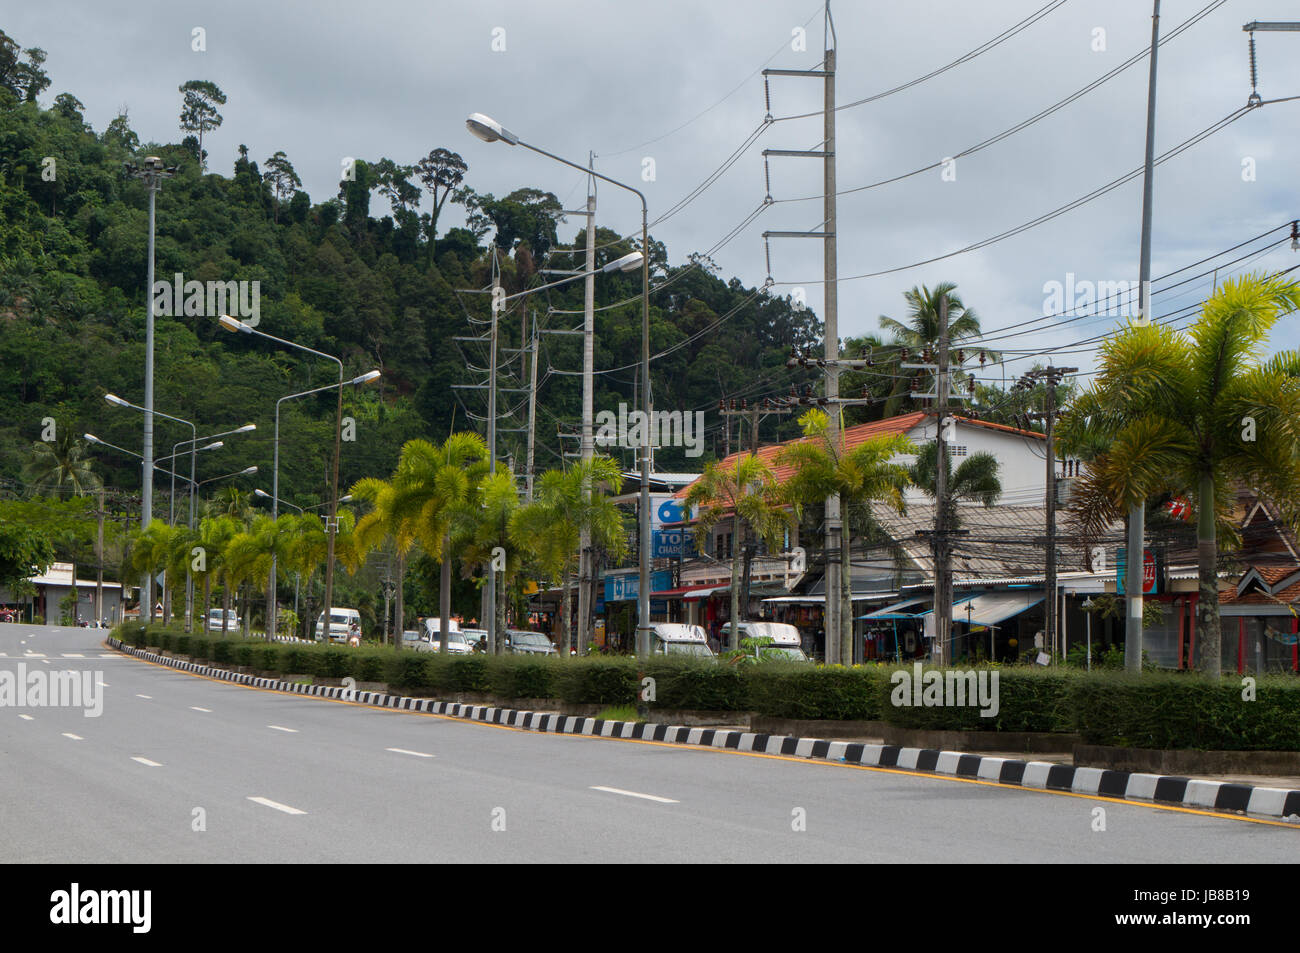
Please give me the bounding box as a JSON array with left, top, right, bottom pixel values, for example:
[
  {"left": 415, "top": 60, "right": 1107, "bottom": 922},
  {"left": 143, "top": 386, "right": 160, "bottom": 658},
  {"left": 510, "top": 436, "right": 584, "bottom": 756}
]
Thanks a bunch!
[
  {"left": 858, "top": 596, "right": 931, "bottom": 621},
  {"left": 951, "top": 590, "right": 1044, "bottom": 627}
]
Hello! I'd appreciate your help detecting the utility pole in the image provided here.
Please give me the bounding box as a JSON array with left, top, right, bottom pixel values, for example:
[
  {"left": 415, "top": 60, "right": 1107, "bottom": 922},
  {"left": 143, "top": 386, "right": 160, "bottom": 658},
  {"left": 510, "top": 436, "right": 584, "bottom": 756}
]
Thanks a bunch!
[
  {"left": 486, "top": 256, "right": 500, "bottom": 655},
  {"left": 1021, "top": 365, "right": 1077, "bottom": 663},
  {"left": 718, "top": 398, "right": 794, "bottom": 456},
  {"left": 933, "top": 295, "right": 950, "bottom": 667},
  {"left": 1129, "top": 0, "right": 1161, "bottom": 674},
  {"left": 761, "top": 0, "right": 840, "bottom": 662},
  {"left": 578, "top": 167, "right": 597, "bottom": 655},
  {"left": 526, "top": 311, "right": 539, "bottom": 502},
  {"left": 95, "top": 488, "right": 105, "bottom": 626}
]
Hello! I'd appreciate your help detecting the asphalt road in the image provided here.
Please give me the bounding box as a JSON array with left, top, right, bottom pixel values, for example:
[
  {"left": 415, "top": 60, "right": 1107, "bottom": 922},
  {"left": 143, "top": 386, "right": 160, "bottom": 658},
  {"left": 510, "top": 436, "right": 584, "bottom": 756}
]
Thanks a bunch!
[{"left": 1, "top": 621, "right": 1295, "bottom": 863}]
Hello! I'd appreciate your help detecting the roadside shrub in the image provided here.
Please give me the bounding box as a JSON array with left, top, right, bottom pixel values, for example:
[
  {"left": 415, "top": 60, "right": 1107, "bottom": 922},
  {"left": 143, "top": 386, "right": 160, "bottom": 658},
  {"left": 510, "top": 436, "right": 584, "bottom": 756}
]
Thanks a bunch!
[
  {"left": 254, "top": 645, "right": 282, "bottom": 672},
  {"left": 316, "top": 648, "right": 352, "bottom": 678},
  {"left": 350, "top": 650, "right": 387, "bottom": 683},
  {"left": 643, "top": 657, "right": 746, "bottom": 711},
  {"left": 555, "top": 658, "right": 638, "bottom": 705},
  {"left": 209, "top": 639, "right": 233, "bottom": 664},
  {"left": 1068, "top": 672, "right": 1300, "bottom": 750},
  {"left": 487, "top": 657, "right": 558, "bottom": 699},
  {"left": 449, "top": 656, "right": 490, "bottom": 692},
  {"left": 278, "top": 646, "right": 315, "bottom": 675},
  {"left": 745, "top": 664, "right": 886, "bottom": 720},
  {"left": 117, "top": 620, "right": 145, "bottom": 648},
  {"left": 879, "top": 665, "right": 1076, "bottom": 733},
  {"left": 384, "top": 653, "right": 432, "bottom": 690}
]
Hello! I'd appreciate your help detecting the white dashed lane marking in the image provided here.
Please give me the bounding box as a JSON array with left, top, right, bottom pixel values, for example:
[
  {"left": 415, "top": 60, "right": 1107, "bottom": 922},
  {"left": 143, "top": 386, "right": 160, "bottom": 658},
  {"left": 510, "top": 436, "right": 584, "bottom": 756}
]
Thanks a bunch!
[
  {"left": 131, "top": 757, "right": 163, "bottom": 767},
  {"left": 247, "top": 796, "right": 306, "bottom": 815},
  {"left": 385, "top": 748, "right": 434, "bottom": 758},
  {"left": 589, "top": 786, "right": 679, "bottom": 804}
]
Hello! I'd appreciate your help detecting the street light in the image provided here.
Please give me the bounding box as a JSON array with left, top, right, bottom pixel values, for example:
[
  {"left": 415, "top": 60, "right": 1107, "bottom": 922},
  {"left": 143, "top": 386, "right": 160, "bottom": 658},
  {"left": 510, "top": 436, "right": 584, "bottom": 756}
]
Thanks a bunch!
[
  {"left": 219, "top": 314, "right": 370, "bottom": 642},
  {"left": 123, "top": 156, "right": 176, "bottom": 607},
  {"left": 104, "top": 393, "right": 195, "bottom": 624},
  {"left": 467, "top": 112, "right": 654, "bottom": 657},
  {"left": 265, "top": 371, "right": 380, "bottom": 635}
]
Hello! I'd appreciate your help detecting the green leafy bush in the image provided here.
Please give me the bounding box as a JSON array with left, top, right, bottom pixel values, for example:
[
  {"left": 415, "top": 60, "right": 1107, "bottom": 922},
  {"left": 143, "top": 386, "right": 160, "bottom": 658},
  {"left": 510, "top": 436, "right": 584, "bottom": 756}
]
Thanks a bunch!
[
  {"left": 555, "top": 658, "right": 638, "bottom": 705},
  {"left": 879, "top": 665, "right": 1075, "bottom": 733},
  {"left": 745, "top": 664, "right": 886, "bottom": 720},
  {"left": 643, "top": 658, "right": 746, "bottom": 711}
]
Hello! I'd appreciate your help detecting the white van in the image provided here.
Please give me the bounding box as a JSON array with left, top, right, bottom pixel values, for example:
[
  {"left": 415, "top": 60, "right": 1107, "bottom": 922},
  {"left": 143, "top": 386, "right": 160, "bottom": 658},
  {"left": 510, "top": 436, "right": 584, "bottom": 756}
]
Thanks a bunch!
[
  {"left": 722, "top": 620, "right": 810, "bottom": 662},
  {"left": 316, "top": 607, "right": 361, "bottom": 644},
  {"left": 650, "top": 623, "right": 716, "bottom": 659}
]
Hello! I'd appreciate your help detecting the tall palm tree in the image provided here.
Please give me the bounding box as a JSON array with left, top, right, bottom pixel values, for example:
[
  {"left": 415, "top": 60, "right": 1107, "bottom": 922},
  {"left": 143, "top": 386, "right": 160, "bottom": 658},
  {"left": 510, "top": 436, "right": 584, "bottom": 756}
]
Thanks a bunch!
[
  {"left": 279, "top": 509, "right": 358, "bottom": 640},
  {"left": 878, "top": 282, "right": 986, "bottom": 418},
  {"left": 684, "top": 454, "right": 795, "bottom": 652},
  {"left": 510, "top": 457, "right": 627, "bottom": 655},
  {"left": 777, "top": 409, "right": 916, "bottom": 664},
  {"left": 906, "top": 440, "right": 1002, "bottom": 528},
  {"left": 1055, "top": 273, "right": 1300, "bottom": 678},
  {"left": 459, "top": 470, "right": 526, "bottom": 649},
  {"left": 350, "top": 477, "right": 415, "bottom": 646},
  {"left": 24, "top": 431, "right": 102, "bottom": 497},
  {"left": 196, "top": 515, "right": 240, "bottom": 636},
  {"left": 125, "top": 520, "right": 178, "bottom": 624},
  {"left": 388, "top": 434, "right": 488, "bottom": 653}
]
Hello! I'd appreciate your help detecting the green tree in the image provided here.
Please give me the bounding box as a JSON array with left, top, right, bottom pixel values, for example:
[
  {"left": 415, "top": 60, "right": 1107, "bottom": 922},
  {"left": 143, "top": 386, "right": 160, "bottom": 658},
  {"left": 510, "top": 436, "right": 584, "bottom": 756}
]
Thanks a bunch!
[
  {"left": 387, "top": 434, "right": 488, "bottom": 652},
  {"left": 906, "top": 440, "right": 1002, "bottom": 529},
  {"left": 262, "top": 151, "right": 301, "bottom": 224},
  {"left": 414, "top": 148, "right": 467, "bottom": 257},
  {"left": 1055, "top": 273, "right": 1300, "bottom": 679},
  {"left": 777, "top": 409, "right": 916, "bottom": 664},
  {"left": 510, "top": 457, "right": 627, "bottom": 655},
  {"left": 23, "top": 430, "right": 102, "bottom": 496},
  {"left": 878, "top": 283, "right": 984, "bottom": 417},
  {"left": 685, "top": 454, "right": 795, "bottom": 652},
  {"left": 178, "top": 80, "right": 226, "bottom": 170}
]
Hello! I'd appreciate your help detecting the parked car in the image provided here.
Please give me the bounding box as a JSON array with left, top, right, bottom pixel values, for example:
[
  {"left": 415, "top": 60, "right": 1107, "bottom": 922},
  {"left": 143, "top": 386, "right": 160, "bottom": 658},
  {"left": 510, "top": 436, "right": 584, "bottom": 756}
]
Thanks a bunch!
[
  {"left": 463, "top": 629, "right": 488, "bottom": 652},
  {"left": 650, "top": 622, "right": 716, "bottom": 659},
  {"left": 206, "top": 608, "right": 241, "bottom": 632},
  {"left": 721, "top": 620, "right": 810, "bottom": 662},
  {"left": 504, "top": 629, "right": 558, "bottom": 656},
  {"left": 316, "top": 607, "right": 361, "bottom": 644},
  {"left": 403, "top": 626, "right": 476, "bottom": 654}
]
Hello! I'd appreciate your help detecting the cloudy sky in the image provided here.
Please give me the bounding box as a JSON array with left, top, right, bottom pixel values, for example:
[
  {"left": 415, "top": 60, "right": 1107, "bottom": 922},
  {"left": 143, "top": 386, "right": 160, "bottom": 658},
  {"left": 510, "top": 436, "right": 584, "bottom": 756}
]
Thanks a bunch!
[{"left": 14, "top": 0, "right": 1300, "bottom": 386}]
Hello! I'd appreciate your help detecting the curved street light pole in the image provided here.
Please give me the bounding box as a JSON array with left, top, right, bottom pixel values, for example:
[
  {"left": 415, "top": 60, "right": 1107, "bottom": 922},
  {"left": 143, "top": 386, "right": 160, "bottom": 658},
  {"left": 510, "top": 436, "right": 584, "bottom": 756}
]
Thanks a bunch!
[{"left": 466, "top": 114, "right": 653, "bottom": 657}]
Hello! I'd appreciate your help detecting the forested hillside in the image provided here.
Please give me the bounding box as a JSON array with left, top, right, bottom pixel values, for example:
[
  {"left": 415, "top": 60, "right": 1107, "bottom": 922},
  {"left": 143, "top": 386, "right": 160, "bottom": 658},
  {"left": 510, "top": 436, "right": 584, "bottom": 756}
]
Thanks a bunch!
[{"left": 0, "top": 26, "right": 823, "bottom": 512}]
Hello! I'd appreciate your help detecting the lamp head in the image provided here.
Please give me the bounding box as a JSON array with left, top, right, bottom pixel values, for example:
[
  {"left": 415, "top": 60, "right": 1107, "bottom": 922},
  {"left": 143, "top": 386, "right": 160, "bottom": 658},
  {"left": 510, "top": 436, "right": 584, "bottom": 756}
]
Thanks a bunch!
[
  {"left": 604, "top": 251, "right": 644, "bottom": 273},
  {"left": 466, "top": 113, "right": 519, "bottom": 145},
  {"left": 104, "top": 393, "right": 129, "bottom": 407},
  {"left": 236, "top": 423, "right": 257, "bottom": 433},
  {"left": 352, "top": 370, "right": 382, "bottom": 385},
  {"left": 240, "top": 466, "right": 258, "bottom": 476},
  {"left": 201, "top": 441, "right": 224, "bottom": 451},
  {"left": 254, "top": 489, "right": 270, "bottom": 499},
  {"left": 219, "top": 314, "right": 252, "bottom": 334},
  {"left": 84, "top": 433, "right": 101, "bottom": 444}
]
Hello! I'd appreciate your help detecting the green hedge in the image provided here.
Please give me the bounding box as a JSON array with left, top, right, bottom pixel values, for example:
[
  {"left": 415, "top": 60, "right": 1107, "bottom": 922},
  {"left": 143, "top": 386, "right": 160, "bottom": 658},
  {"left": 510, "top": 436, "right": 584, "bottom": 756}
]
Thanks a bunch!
[
  {"left": 104, "top": 625, "right": 1300, "bottom": 748},
  {"left": 1068, "top": 672, "right": 1300, "bottom": 751},
  {"left": 878, "top": 665, "right": 1076, "bottom": 733}
]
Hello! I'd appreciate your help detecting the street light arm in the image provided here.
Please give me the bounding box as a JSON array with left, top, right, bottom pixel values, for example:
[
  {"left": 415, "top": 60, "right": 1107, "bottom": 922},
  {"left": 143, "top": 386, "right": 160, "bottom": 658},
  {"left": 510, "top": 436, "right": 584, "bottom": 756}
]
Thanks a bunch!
[{"left": 518, "top": 140, "right": 648, "bottom": 216}]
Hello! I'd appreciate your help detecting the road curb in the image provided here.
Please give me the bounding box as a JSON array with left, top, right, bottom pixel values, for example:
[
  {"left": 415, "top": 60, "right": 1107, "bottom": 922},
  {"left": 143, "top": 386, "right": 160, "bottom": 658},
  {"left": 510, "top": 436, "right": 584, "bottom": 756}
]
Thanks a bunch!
[{"left": 106, "top": 638, "right": 1300, "bottom": 822}]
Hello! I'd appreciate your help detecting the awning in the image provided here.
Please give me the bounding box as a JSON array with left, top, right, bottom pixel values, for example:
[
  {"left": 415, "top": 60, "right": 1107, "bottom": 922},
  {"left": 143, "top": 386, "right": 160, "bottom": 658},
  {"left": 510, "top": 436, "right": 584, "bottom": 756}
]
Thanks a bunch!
[
  {"left": 858, "top": 596, "right": 931, "bottom": 621},
  {"left": 762, "top": 595, "right": 825, "bottom": 605},
  {"left": 951, "top": 590, "right": 1043, "bottom": 627},
  {"left": 649, "top": 584, "right": 728, "bottom": 601}
]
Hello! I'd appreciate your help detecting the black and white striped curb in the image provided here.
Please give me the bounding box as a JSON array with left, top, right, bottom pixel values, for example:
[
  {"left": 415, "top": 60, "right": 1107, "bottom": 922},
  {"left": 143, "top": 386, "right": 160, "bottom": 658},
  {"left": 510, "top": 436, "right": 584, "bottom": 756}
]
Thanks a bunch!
[{"left": 107, "top": 638, "right": 1300, "bottom": 822}]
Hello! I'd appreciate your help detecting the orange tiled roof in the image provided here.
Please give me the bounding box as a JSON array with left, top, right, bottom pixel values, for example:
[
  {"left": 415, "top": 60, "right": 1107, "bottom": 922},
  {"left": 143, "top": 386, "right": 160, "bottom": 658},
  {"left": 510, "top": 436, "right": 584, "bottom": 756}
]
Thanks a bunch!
[{"left": 675, "top": 412, "right": 929, "bottom": 498}]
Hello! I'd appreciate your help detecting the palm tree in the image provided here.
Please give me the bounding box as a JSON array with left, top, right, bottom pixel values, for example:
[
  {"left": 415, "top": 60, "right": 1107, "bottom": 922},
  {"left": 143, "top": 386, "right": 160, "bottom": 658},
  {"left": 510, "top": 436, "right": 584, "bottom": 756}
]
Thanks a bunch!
[
  {"left": 196, "top": 515, "right": 239, "bottom": 636},
  {"left": 458, "top": 470, "right": 526, "bottom": 650},
  {"left": 777, "top": 409, "right": 916, "bottom": 664},
  {"left": 350, "top": 477, "right": 413, "bottom": 646},
  {"left": 24, "top": 431, "right": 102, "bottom": 497},
  {"left": 279, "top": 509, "right": 358, "bottom": 640},
  {"left": 906, "top": 440, "right": 1002, "bottom": 528},
  {"left": 1055, "top": 273, "right": 1300, "bottom": 679},
  {"left": 388, "top": 434, "right": 488, "bottom": 653},
  {"left": 878, "top": 283, "right": 987, "bottom": 418},
  {"left": 684, "top": 454, "right": 795, "bottom": 652},
  {"left": 125, "top": 520, "right": 178, "bottom": 624},
  {"left": 510, "top": 457, "right": 627, "bottom": 655}
]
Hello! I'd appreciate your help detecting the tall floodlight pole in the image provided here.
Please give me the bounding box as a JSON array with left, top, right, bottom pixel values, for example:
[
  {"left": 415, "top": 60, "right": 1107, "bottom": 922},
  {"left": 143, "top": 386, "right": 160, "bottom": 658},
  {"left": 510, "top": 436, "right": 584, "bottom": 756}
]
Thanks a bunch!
[
  {"left": 465, "top": 113, "right": 652, "bottom": 656},
  {"left": 1129, "top": 0, "right": 1160, "bottom": 673},
  {"left": 124, "top": 156, "right": 175, "bottom": 622},
  {"left": 219, "top": 316, "right": 359, "bottom": 640}
]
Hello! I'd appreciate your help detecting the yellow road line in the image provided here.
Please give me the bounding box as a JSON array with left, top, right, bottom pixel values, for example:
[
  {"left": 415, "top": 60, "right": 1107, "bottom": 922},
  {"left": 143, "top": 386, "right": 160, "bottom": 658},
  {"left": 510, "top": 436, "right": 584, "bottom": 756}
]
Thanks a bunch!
[{"left": 105, "top": 641, "right": 1300, "bottom": 830}]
